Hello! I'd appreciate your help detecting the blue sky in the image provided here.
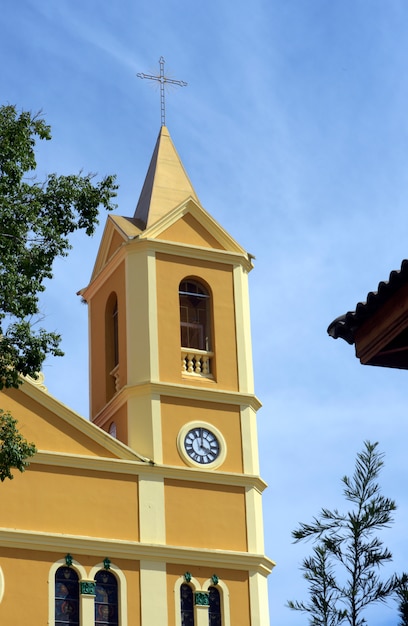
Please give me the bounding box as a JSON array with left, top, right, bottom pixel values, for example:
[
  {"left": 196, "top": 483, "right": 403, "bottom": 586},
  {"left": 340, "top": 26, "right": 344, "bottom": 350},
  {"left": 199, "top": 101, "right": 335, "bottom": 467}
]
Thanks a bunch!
[{"left": 2, "top": 1, "right": 408, "bottom": 624}]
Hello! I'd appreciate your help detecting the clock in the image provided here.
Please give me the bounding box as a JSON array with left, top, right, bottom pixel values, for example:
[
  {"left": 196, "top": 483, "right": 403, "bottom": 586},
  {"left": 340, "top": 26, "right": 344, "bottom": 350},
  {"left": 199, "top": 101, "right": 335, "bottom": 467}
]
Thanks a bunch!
[
  {"left": 184, "top": 426, "right": 220, "bottom": 465},
  {"left": 177, "top": 422, "right": 226, "bottom": 468}
]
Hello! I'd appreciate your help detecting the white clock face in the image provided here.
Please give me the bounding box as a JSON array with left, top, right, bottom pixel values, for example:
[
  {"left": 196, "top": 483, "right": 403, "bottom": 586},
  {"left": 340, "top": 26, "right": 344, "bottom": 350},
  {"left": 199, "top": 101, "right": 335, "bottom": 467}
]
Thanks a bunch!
[{"left": 183, "top": 427, "right": 220, "bottom": 465}]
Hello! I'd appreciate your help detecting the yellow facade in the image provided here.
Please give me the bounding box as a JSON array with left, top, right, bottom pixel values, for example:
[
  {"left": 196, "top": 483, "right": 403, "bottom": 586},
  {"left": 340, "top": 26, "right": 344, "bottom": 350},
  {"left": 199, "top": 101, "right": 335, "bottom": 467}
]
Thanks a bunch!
[{"left": 0, "top": 126, "right": 273, "bottom": 624}]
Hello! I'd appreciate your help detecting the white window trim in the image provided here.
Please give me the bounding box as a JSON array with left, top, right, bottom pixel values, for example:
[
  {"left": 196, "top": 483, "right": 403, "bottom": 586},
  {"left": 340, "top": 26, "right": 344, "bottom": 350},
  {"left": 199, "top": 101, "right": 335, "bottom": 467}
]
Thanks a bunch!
[
  {"left": 174, "top": 574, "right": 200, "bottom": 626},
  {"left": 0, "top": 565, "right": 4, "bottom": 604},
  {"left": 175, "top": 574, "right": 230, "bottom": 626},
  {"left": 89, "top": 562, "right": 128, "bottom": 626},
  {"left": 203, "top": 577, "right": 231, "bottom": 626},
  {"left": 48, "top": 558, "right": 87, "bottom": 624},
  {"left": 49, "top": 559, "right": 127, "bottom": 626}
]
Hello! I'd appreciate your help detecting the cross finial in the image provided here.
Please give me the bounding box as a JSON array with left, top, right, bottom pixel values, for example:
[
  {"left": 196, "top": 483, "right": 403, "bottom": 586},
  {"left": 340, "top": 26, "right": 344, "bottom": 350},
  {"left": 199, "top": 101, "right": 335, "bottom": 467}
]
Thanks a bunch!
[{"left": 137, "top": 57, "right": 187, "bottom": 127}]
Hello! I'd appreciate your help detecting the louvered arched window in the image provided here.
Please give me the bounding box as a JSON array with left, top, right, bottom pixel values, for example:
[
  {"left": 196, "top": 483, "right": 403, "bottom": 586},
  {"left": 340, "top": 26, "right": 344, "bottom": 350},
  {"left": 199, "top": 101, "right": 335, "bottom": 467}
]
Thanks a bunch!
[{"left": 105, "top": 293, "right": 119, "bottom": 400}]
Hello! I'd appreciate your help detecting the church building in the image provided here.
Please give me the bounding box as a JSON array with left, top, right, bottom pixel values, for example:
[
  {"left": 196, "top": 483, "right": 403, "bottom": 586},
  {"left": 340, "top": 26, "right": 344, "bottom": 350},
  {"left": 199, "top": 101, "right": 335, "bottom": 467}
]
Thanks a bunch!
[{"left": 0, "top": 125, "right": 273, "bottom": 624}]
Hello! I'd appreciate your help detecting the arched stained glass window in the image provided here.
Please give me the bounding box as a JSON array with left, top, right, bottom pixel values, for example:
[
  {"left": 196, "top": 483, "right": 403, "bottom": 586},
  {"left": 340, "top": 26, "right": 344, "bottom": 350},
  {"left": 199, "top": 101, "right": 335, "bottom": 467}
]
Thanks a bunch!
[
  {"left": 55, "top": 567, "right": 79, "bottom": 625},
  {"left": 208, "top": 586, "right": 221, "bottom": 626},
  {"left": 179, "top": 280, "right": 211, "bottom": 351},
  {"left": 95, "top": 570, "right": 118, "bottom": 625},
  {"left": 180, "top": 583, "right": 195, "bottom": 626}
]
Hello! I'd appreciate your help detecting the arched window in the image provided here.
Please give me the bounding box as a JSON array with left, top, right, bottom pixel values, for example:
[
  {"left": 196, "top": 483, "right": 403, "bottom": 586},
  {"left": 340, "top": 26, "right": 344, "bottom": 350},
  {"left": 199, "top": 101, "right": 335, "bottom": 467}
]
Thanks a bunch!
[
  {"left": 95, "top": 570, "right": 119, "bottom": 625},
  {"left": 208, "top": 586, "right": 221, "bottom": 626},
  {"left": 180, "top": 583, "right": 195, "bottom": 626},
  {"left": 179, "top": 280, "right": 211, "bottom": 351},
  {"left": 55, "top": 566, "right": 80, "bottom": 625},
  {"left": 112, "top": 300, "right": 119, "bottom": 368},
  {"left": 105, "top": 293, "right": 119, "bottom": 399}
]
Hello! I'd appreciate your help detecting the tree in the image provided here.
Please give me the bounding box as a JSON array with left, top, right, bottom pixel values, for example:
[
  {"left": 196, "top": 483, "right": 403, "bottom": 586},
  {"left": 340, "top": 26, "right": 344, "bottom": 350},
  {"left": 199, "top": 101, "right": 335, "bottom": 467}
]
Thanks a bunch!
[
  {"left": 287, "top": 544, "right": 346, "bottom": 626},
  {"left": 0, "top": 104, "right": 117, "bottom": 388},
  {"left": 0, "top": 410, "right": 36, "bottom": 481},
  {"left": 289, "top": 441, "right": 397, "bottom": 626},
  {"left": 0, "top": 104, "right": 118, "bottom": 477},
  {"left": 395, "top": 574, "right": 408, "bottom": 626}
]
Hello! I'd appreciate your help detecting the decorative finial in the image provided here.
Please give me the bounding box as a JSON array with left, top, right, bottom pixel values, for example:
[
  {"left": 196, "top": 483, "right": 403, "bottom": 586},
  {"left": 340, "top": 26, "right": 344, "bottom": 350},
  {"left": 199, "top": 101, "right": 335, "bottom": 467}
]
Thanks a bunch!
[{"left": 137, "top": 56, "right": 187, "bottom": 127}]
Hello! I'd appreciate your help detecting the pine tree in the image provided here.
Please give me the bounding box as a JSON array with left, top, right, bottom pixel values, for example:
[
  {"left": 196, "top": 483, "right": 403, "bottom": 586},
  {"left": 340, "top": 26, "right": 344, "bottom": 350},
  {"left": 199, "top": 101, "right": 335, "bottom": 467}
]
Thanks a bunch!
[
  {"left": 287, "top": 544, "right": 346, "bottom": 626},
  {"left": 289, "top": 441, "right": 397, "bottom": 626},
  {"left": 395, "top": 574, "right": 408, "bottom": 626}
]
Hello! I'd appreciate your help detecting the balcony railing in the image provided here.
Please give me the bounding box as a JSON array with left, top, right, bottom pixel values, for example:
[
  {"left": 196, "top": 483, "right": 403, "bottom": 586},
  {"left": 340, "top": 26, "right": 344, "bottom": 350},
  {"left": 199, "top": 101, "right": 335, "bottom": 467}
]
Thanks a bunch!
[
  {"left": 110, "top": 364, "right": 120, "bottom": 392},
  {"left": 181, "top": 348, "right": 214, "bottom": 377}
]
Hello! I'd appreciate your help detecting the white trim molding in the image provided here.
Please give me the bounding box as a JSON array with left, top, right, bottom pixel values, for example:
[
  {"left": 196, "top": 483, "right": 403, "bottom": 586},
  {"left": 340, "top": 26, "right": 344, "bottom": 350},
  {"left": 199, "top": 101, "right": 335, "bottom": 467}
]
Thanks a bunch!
[
  {"left": 0, "top": 565, "right": 4, "bottom": 604},
  {"left": 203, "top": 577, "right": 231, "bottom": 626},
  {"left": 175, "top": 574, "right": 231, "bottom": 626},
  {"left": 89, "top": 561, "right": 128, "bottom": 626},
  {"left": 48, "top": 557, "right": 87, "bottom": 625}
]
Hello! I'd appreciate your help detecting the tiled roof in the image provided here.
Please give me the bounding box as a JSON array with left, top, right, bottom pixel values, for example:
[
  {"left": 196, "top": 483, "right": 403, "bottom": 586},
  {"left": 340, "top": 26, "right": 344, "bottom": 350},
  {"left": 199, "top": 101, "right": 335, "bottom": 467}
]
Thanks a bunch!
[{"left": 327, "top": 259, "right": 408, "bottom": 344}]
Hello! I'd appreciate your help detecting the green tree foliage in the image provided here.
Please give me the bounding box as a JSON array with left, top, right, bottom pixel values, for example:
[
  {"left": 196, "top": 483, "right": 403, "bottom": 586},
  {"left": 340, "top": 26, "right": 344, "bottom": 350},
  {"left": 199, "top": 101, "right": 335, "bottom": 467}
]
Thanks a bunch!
[
  {"left": 287, "top": 545, "right": 346, "bottom": 626},
  {"left": 289, "top": 441, "right": 397, "bottom": 626},
  {"left": 0, "top": 104, "right": 117, "bottom": 388},
  {"left": 395, "top": 574, "right": 408, "bottom": 626},
  {"left": 0, "top": 410, "right": 36, "bottom": 481},
  {"left": 0, "top": 104, "right": 117, "bottom": 477}
]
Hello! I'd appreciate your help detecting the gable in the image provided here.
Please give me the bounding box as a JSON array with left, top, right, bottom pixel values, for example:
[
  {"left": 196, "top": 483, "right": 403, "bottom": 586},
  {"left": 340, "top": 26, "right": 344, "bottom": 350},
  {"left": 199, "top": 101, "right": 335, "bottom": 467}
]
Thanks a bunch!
[
  {"left": 1, "top": 383, "right": 141, "bottom": 460},
  {"left": 106, "top": 228, "right": 126, "bottom": 263},
  {"left": 159, "top": 212, "right": 226, "bottom": 249},
  {"left": 89, "top": 216, "right": 142, "bottom": 281},
  {"left": 141, "top": 199, "right": 249, "bottom": 258}
]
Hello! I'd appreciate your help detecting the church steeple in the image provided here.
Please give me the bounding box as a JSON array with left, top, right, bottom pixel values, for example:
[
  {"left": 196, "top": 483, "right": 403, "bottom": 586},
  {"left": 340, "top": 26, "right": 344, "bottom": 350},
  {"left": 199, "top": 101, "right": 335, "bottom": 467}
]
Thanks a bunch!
[
  {"left": 134, "top": 126, "right": 199, "bottom": 229},
  {"left": 80, "top": 125, "right": 272, "bottom": 626}
]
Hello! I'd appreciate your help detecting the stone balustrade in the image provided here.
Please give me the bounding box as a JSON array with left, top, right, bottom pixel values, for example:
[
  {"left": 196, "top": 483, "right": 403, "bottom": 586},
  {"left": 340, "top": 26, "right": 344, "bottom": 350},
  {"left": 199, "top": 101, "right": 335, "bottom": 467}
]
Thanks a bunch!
[{"left": 181, "top": 349, "right": 214, "bottom": 376}]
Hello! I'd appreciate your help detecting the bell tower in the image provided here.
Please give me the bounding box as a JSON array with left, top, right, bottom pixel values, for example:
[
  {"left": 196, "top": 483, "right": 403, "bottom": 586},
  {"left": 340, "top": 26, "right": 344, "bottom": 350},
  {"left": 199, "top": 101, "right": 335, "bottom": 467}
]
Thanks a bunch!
[{"left": 80, "top": 126, "right": 273, "bottom": 626}]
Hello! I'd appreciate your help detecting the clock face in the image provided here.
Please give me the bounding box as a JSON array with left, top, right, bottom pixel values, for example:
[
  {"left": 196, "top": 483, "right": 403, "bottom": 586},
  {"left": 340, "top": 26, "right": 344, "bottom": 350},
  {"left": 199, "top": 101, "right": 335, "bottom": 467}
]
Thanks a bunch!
[{"left": 183, "top": 427, "right": 220, "bottom": 465}]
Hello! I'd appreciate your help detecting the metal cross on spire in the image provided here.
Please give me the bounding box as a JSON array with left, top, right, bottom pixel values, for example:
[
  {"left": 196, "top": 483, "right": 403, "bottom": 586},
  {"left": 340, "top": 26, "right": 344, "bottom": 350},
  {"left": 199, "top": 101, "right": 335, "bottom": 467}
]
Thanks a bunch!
[{"left": 137, "top": 56, "right": 187, "bottom": 127}]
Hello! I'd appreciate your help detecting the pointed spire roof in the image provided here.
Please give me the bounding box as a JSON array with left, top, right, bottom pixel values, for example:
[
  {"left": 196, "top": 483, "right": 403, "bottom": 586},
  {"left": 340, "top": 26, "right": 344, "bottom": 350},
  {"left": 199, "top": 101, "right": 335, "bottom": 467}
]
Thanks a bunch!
[{"left": 134, "top": 126, "right": 199, "bottom": 229}]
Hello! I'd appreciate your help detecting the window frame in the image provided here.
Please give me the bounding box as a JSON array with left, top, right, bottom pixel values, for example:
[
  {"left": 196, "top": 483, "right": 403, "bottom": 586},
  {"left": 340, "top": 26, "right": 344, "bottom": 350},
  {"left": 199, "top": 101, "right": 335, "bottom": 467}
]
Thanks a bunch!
[
  {"left": 179, "top": 279, "right": 212, "bottom": 352},
  {"left": 174, "top": 575, "right": 230, "bottom": 626}
]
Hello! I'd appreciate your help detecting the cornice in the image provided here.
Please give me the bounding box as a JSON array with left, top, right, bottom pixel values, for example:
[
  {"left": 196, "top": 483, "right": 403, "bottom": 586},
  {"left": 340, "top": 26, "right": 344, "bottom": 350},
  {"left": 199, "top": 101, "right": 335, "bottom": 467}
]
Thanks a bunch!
[
  {"left": 31, "top": 451, "right": 268, "bottom": 493},
  {"left": 0, "top": 528, "right": 275, "bottom": 576},
  {"left": 82, "top": 236, "right": 253, "bottom": 301},
  {"left": 94, "top": 381, "right": 262, "bottom": 425},
  {"left": 134, "top": 237, "right": 253, "bottom": 272}
]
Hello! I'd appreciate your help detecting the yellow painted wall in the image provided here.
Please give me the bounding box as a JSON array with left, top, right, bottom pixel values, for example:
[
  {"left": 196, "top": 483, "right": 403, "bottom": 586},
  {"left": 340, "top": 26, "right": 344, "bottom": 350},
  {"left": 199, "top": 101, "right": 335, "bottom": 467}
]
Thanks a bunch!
[
  {"left": 108, "top": 402, "right": 128, "bottom": 445},
  {"left": 88, "top": 261, "right": 127, "bottom": 417},
  {"left": 94, "top": 400, "right": 128, "bottom": 448},
  {"left": 161, "top": 396, "right": 243, "bottom": 472},
  {"left": 164, "top": 479, "right": 247, "bottom": 551},
  {"left": 159, "top": 213, "right": 226, "bottom": 250},
  {"left": 156, "top": 253, "right": 238, "bottom": 390},
  {"left": 2, "top": 389, "right": 118, "bottom": 457},
  {"left": 0, "top": 548, "right": 141, "bottom": 625},
  {"left": 166, "top": 564, "right": 250, "bottom": 626},
  {"left": 0, "top": 465, "right": 139, "bottom": 540}
]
